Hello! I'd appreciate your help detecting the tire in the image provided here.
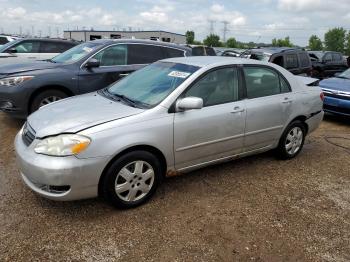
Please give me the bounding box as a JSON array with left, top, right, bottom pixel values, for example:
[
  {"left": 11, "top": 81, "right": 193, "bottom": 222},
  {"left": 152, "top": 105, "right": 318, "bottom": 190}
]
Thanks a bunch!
[
  {"left": 30, "top": 89, "right": 68, "bottom": 113},
  {"left": 101, "top": 151, "right": 162, "bottom": 209},
  {"left": 276, "top": 121, "right": 306, "bottom": 159}
]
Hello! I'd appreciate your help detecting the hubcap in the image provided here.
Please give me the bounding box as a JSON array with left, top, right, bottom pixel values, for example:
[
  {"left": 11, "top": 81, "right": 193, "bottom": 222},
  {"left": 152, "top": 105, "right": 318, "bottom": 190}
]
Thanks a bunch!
[
  {"left": 115, "top": 161, "right": 155, "bottom": 202},
  {"left": 39, "top": 96, "right": 62, "bottom": 107},
  {"left": 285, "top": 127, "right": 303, "bottom": 155}
]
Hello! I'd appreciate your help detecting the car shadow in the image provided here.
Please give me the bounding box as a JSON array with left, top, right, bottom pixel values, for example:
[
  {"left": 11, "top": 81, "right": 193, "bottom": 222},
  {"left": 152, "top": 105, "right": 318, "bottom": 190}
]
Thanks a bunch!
[{"left": 323, "top": 113, "right": 350, "bottom": 126}]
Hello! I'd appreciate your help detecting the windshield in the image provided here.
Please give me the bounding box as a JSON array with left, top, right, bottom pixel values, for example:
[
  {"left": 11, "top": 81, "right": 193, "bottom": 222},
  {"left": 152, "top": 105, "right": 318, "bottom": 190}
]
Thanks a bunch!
[
  {"left": 0, "top": 39, "right": 20, "bottom": 53},
  {"left": 51, "top": 42, "right": 101, "bottom": 63},
  {"left": 106, "top": 62, "right": 199, "bottom": 107},
  {"left": 249, "top": 52, "right": 271, "bottom": 62},
  {"left": 337, "top": 68, "right": 350, "bottom": 79}
]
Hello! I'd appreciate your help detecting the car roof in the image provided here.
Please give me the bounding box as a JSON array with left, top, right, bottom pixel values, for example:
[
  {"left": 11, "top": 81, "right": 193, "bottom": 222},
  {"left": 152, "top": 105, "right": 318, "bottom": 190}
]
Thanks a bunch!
[
  {"left": 162, "top": 56, "right": 270, "bottom": 68},
  {"left": 89, "top": 39, "right": 190, "bottom": 51},
  {"left": 250, "top": 47, "right": 304, "bottom": 55},
  {"left": 15, "top": 38, "right": 76, "bottom": 44}
]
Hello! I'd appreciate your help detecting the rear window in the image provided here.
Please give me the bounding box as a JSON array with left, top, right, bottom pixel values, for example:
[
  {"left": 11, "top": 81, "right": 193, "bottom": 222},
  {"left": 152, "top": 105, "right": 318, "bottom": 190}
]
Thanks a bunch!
[
  {"left": 332, "top": 53, "right": 342, "bottom": 62},
  {"left": 40, "top": 42, "right": 75, "bottom": 53},
  {"left": 299, "top": 52, "right": 310, "bottom": 68}
]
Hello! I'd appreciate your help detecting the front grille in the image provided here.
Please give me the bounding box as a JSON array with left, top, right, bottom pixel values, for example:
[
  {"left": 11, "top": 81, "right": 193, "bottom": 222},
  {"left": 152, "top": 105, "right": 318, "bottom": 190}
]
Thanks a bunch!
[
  {"left": 22, "top": 122, "right": 36, "bottom": 146},
  {"left": 324, "top": 104, "right": 350, "bottom": 115}
]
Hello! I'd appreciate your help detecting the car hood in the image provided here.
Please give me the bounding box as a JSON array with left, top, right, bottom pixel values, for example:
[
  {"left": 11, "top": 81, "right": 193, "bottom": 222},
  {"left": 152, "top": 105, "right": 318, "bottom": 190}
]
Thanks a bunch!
[
  {"left": 0, "top": 60, "right": 60, "bottom": 75},
  {"left": 319, "top": 77, "right": 350, "bottom": 92},
  {"left": 28, "top": 92, "right": 145, "bottom": 138}
]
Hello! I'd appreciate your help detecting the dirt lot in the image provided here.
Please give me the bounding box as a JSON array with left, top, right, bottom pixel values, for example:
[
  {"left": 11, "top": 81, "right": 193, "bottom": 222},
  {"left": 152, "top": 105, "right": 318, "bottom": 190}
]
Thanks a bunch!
[{"left": 0, "top": 112, "right": 349, "bottom": 261}]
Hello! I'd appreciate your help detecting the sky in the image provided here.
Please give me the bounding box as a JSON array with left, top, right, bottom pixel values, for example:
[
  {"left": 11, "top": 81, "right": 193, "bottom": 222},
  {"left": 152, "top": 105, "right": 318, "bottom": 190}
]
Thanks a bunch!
[{"left": 0, "top": 0, "right": 350, "bottom": 46}]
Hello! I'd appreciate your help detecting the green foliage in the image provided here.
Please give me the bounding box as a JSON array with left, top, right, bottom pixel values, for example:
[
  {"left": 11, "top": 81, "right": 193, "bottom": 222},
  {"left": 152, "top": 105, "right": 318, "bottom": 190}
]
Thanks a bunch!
[
  {"left": 226, "top": 37, "right": 238, "bottom": 48},
  {"left": 271, "top": 37, "right": 293, "bottom": 47},
  {"left": 308, "top": 35, "right": 323, "bottom": 51},
  {"left": 324, "top": 27, "right": 346, "bottom": 52},
  {"left": 344, "top": 32, "right": 350, "bottom": 56},
  {"left": 203, "top": 34, "right": 222, "bottom": 47},
  {"left": 185, "top": 31, "right": 195, "bottom": 45}
]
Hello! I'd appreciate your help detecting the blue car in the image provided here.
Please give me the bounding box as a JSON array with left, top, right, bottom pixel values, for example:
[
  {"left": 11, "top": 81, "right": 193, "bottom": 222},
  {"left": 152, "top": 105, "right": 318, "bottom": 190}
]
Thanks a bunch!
[{"left": 319, "top": 69, "right": 350, "bottom": 116}]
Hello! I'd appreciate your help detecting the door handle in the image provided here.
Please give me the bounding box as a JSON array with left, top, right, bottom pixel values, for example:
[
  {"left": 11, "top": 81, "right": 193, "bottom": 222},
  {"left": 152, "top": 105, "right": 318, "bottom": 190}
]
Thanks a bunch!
[
  {"left": 119, "top": 73, "right": 129, "bottom": 77},
  {"left": 282, "top": 97, "right": 293, "bottom": 104},
  {"left": 231, "top": 106, "right": 245, "bottom": 113}
]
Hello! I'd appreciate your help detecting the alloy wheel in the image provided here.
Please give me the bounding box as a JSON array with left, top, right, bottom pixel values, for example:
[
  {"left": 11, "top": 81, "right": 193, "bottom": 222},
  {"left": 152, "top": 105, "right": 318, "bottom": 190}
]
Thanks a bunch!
[{"left": 285, "top": 127, "right": 303, "bottom": 155}]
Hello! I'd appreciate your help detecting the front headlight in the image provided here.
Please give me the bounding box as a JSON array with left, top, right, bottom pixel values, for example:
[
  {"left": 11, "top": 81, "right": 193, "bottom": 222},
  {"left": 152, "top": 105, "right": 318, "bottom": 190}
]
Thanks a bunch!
[
  {"left": 0, "top": 76, "right": 34, "bottom": 86},
  {"left": 34, "top": 134, "right": 91, "bottom": 156}
]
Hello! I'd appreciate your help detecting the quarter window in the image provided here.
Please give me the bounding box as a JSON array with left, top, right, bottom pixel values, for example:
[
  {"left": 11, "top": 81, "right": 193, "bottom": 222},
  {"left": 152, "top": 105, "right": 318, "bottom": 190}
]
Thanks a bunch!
[
  {"left": 93, "top": 44, "right": 127, "bottom": 66},
  {"left": 184, "top": 67, "right": 239, "bottom": 107},
  {"left": 244, "top": 67, "right": 288, "bottom": 98},
  {"left": 285, "top": 54, "right": 299, "bottom": 69},
  {"left": 299, "top": 52, "right": 310, "bottom": 67}
]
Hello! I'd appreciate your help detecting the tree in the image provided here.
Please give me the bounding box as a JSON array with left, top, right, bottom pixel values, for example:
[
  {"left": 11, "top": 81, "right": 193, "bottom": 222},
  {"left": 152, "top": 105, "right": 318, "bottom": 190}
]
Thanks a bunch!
[
  {"left": 344, "top": 32, "right": 350, "bottom": 56},
  {"left": 226, "top": 37, "right": 238, "bottom": 48},
  {"left": 324, "top": 27, "right": 346, "bottom": 52},
  {"left": 271, "top": 37, "right": 293, "bottom": 47},
  {"left": 203, "top": 34, "right": 222, "bottom": 47},
  {"left": 185, "top": 31, "right": 195, "bottom": 44},
  {"left": 308, "top": 35, "right": 323, "bottom": 51}
]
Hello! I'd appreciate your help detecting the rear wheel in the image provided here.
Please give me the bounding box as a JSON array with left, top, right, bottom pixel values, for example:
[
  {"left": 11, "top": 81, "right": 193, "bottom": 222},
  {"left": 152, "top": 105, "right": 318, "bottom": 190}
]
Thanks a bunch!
[
  {"left": 277, "top": 121, "right": 306, "bottom": 159},
  {"left": 102, "top": 151, "right": 162, "bottom": 209},
  {"left": 30, "top": 89, "right": 68, "bottom": 113}
]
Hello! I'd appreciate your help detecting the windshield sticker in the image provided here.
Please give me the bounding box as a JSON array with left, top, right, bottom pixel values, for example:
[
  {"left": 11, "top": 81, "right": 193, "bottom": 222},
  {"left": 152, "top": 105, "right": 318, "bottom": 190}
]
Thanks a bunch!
[
  {"left": 168, "top": 71, "right": 191, "bottom": 78},
  {"left": 82, "top": 47, "right": 93, "bottom": 53}
]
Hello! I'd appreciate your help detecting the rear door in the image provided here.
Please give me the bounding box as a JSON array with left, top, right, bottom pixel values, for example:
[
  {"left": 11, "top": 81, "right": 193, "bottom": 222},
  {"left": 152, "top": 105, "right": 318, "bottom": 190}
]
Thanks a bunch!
[
  {"left": 39, "top": 41, "right": 74, "bottom": 60},
  {"left": 174, "top": 66, "right": 246, "bottom": 170},
  {"left": 242, "top": 65, "right": 293, "bottom": 152}
]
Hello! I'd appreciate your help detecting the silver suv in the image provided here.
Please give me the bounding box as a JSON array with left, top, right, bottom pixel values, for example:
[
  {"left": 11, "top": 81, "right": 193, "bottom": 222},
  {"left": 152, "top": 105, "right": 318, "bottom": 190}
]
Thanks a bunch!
[{"left": 15, "top": 57, "right": 324, "bottom": 208}]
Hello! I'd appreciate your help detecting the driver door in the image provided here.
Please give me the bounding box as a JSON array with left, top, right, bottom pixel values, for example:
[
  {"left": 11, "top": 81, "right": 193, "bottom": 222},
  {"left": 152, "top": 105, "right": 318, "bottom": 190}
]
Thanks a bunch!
[
  {"left": 174, "top": 67, "right": 246, "bottom": 170},
  {"left": 78, "top": 44, "right": 136, "bottom": 93}
]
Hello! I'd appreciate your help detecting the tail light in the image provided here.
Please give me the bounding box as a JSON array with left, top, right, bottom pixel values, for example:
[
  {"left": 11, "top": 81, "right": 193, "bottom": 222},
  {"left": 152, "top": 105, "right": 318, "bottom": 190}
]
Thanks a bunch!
[{"left": 320, "top": 92, "right": 325, "bottom": 101}]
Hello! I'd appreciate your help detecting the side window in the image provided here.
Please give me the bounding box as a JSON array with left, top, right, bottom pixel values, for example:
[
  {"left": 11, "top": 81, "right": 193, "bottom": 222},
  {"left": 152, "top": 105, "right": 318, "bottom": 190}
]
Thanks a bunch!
[
  {"left": 192, "top": 47, "right": 205, "bottom": 56},
  {"left": 0, "top": 37, "right": 8, "bottom": 45},
  {"left": 324, "top": 53, "right": 332, "bottom": 62},
  {"left": 12, "top": 41, "right": 40, "bottom": 53},
  {"left": 332, "top": 53, "right": 342, "bottom": 62},
  {"left": 164, "top": 47, "right": 185, "bottom": 58},
  {"left": 128, "top": 44, "right": 166, "bottom": 64},
  {"left": 184, "top": 67, "right": 239, "bottom": 107},
  {"left": 271, "top": 55, "right": 284, "bottom": 66},
  {"left": 285, "top": 54, "right": 299, "bottom": 69},
  {"left": 299, "top": 52, "right": 310, "bottom": 67},
  {"left": 93, "top": 44, "right": 127, "bottom": 66},
  {"left": 244, "top": 67, "right": 282, "bottom": 98},
  {"left": 205, "top": 47, "right": 216, "bottom": 56},
  {"left": 40, "top": 42, "right": 63, "bottom": 53},
  {"left": 280, "top": 76, "right": 291, "bottom": 93}
]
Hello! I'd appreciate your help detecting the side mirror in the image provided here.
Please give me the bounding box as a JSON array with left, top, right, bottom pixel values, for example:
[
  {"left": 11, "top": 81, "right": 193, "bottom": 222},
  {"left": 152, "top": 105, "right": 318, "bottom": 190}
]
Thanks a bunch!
[
  {"left": 176, "top": 97, "right": 203, "bottom": 111},
  {"left": 7, "top": 48, "right": 17, "bottom": 54},
  {"left": 85, "top": 58, "right": 100, "bottom": 68}
]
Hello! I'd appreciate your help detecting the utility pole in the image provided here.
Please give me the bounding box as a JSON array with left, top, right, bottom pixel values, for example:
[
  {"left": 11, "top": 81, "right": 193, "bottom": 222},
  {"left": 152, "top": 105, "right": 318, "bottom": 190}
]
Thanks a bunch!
[
  {"left": 31, "top": 25, "right": 34, "bottom": 37},
  {"left": 209, "top": 20, "right": 216, "bottom": 34},
  {"left": 48, "top": 26, "right": 51, "bottom": 38},
  {"left": 222, "top": 21, "right": 229, "bottom": 42},
  {"left": 19, "top": 26, "right": 22, "bottom": 36}
]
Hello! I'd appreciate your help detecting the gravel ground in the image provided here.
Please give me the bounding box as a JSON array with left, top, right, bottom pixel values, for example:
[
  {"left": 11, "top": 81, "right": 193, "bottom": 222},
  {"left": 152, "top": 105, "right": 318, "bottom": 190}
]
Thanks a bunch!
[{"left": 0, "top": 112, "right": 349, "bottom": 261}]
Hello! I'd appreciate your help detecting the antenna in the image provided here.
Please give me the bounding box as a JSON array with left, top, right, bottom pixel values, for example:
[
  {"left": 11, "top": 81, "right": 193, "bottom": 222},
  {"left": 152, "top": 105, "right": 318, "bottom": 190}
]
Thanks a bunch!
[{"left": 222, "top": 21, "right": 229, "bottom": 42}]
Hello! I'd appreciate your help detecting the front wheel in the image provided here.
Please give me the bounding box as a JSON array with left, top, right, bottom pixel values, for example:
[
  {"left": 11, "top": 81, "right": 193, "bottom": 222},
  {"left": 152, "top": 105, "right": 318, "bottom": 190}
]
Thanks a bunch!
[
  {"left": 276, "top": 121, "right": 306, "bottom": 159},
  {"left": 30, "top": 89, "right": 68, "bottom": 113},
  {"left": 101, "top": 151, "right": 162, "bottom": 209}
]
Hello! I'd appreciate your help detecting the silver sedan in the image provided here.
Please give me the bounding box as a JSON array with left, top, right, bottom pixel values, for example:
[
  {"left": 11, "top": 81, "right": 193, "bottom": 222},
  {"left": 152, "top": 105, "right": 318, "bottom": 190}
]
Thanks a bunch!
[{"left": 15, "top": 57, "right": 324, "bottom": 208}]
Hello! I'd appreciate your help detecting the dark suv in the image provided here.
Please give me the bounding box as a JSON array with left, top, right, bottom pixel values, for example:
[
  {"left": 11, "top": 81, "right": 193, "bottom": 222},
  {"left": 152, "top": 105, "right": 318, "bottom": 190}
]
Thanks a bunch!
[
  {"left": 308, "top": 51, "right": 348, "bottom": 79},
  {"left": 240, "top": 47, "right": 312, "bottom": 76},
  {"left": 0, "top": 39, "right": 191, "bottom": 118}
]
